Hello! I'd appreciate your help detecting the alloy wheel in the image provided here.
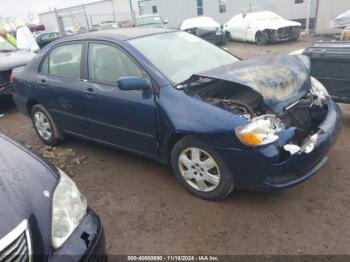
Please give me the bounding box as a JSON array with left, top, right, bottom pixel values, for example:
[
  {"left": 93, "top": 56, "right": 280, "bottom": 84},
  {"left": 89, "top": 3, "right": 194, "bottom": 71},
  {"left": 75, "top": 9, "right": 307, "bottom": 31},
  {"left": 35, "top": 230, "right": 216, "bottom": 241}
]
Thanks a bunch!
[
  {"left": 178, "top": 147, "right": 220, "bottom": 192},
  {"left": 34, "top": 111, "right": 52, "bottom": 141}
]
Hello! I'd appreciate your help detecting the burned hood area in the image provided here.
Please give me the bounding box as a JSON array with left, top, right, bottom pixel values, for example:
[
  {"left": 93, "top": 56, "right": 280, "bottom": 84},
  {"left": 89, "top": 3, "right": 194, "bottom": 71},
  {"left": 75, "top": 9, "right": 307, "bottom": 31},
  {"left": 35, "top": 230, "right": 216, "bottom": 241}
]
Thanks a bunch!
[
  {"left": 192, "top": 55, "right": 310, "bottom": 114},
  {"left": 185, "top": 55, "right": 329, "bottom": 149}
]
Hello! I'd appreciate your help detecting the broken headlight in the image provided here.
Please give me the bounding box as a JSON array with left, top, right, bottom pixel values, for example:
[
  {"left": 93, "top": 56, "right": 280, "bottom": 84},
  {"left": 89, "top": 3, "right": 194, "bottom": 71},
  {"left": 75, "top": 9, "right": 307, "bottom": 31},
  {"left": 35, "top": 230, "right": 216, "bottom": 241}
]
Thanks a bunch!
[
  {"left": 235, "top": 115, "right": 285, "bottom": 147},
  {"left": 52, "top": 169, "right": 87, "bottom": 249},
  {"left": 311, "top": 77, "right": 329, "bottom": 101}
]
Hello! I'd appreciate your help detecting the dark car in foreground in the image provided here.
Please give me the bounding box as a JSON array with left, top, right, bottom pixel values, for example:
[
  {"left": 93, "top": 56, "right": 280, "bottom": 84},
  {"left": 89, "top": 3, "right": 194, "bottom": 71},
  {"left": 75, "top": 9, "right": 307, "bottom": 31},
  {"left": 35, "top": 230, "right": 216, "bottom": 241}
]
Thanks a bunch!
[
  {"left": 0, "top": 36, "right": 35, "bottom": 95},
  {"left": 12, "top": 28, "right": 341, "bottom": 200},
  {"left": 0, "top": 134, "right": 105, "bottom": 260},
  {"left": 302, "top": 41, "right": 350, "bottom": 104}
]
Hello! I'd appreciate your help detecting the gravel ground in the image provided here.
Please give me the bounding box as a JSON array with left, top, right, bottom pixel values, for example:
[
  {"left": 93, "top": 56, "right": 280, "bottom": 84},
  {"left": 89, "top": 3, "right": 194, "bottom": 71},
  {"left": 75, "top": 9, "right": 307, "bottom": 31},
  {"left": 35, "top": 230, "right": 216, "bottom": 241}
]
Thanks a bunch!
[{"left": 1, "top": 35, "right": 350, "bottom": 255}]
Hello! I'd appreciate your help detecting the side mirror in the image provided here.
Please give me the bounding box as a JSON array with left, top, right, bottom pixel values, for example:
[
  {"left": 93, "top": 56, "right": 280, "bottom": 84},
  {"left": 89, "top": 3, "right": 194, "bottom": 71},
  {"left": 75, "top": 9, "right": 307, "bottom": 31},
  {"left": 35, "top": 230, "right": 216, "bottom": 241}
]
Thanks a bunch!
[
  {"left": 163, "top": 19, "right": 169, "bottom": 24},
  {"left": 118, "top": 77, "right": 150, "bottom": 91}
]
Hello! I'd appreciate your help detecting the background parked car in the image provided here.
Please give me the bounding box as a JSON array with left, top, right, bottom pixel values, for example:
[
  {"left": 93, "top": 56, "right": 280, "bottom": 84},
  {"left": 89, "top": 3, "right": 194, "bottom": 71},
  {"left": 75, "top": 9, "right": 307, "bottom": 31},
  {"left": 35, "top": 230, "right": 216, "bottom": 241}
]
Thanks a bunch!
[
  {"left": 180, "top": 16, "right": 226, "bottom": 45},
  {"left": 224, "top": 11, "right": 301, "bottom": 45},
  {"left": 135, "top": 14, "right": 168, "bottom": 28},
  {"left": 35, "top": 31, "right": 61, "bottom": 48},
  {"left": 329, "top": 9, "right": 350, "bottom": 41},
  {"left": 0, "top": 36, "right": 35, "bottom": 96},
  {"left": 98, "top": 22, "right": 120, "bottom": 31},
  {"left": 28, "top": 23, "right": 45, "bottom": 32},
  {"left": 0, "top": 134, "right": 106, "bottom": 260}
]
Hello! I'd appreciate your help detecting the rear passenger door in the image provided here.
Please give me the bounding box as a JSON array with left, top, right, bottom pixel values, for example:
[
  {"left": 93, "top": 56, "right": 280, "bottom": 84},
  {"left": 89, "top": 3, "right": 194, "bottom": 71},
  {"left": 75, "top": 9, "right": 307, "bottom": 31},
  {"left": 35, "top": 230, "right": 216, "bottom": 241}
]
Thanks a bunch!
[
  {"left": 82, "top": 42, "right": 158, "bottom": 157},
  {"left": 37, "top": 42, "right": 89, "bottom": 136}
]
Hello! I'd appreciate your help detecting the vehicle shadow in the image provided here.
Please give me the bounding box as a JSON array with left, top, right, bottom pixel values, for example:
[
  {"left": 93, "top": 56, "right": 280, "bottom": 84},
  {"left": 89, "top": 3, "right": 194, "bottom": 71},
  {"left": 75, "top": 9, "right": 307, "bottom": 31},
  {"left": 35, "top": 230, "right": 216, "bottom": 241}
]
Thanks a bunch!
[{"left": 0, "top": 96, "right": 16, "bottom": 114}]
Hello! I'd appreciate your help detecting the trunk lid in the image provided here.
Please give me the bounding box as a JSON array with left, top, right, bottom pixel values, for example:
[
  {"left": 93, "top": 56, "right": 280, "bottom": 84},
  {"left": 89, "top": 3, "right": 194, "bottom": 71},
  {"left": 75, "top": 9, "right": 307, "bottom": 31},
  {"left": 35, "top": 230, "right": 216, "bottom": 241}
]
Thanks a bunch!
[{"left": 193, "top": 55, "right": 311, "bottom": 114}]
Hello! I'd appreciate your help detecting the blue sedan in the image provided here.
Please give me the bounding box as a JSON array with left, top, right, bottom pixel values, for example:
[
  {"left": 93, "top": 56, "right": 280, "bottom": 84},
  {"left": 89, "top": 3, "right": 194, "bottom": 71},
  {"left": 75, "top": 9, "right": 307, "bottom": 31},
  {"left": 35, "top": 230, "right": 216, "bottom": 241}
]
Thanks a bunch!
[{"left": 12, "top": 28, "right": 341, "bottom": 200}]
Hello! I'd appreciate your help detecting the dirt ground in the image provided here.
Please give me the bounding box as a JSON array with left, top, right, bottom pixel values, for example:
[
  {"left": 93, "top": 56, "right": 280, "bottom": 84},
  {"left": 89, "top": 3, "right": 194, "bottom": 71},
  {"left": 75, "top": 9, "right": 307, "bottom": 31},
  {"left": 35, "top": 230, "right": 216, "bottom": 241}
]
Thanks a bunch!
[{"left": 1, "top": 35, "right": 350, "bottom": 255}]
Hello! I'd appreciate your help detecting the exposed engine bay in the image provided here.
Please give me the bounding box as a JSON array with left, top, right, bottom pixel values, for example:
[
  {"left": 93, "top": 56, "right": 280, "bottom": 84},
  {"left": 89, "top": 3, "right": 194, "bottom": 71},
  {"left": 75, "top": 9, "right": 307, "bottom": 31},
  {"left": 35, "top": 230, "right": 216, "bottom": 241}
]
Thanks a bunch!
[{"left": 185, "top": 77, "right": 329, "bottom": 151}]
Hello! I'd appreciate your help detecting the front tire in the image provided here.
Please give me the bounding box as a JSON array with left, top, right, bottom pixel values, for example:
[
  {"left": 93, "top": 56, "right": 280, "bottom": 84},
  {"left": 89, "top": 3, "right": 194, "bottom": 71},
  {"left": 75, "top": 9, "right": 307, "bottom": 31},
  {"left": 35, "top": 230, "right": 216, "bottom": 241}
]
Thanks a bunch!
[
  {"left": 171, "top": 136, "right": 234, "bottom": 200},
  {"left": 291, "top": 28, "right": 301, "bottom": 41},
  {"left": 31, "top": 104, "right": 64, "bottom": 146}
]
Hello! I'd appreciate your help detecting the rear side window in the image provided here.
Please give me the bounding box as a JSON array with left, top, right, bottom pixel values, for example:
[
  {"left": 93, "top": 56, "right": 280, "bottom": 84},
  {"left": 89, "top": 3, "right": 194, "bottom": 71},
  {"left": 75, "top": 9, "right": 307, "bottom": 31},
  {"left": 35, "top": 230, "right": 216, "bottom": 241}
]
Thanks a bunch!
[
  {"left": 88, "top": 43, "right": 143, "bottom": 85},
  {"left": 40, "top": 43, "right": 82, "bottom": 79}
]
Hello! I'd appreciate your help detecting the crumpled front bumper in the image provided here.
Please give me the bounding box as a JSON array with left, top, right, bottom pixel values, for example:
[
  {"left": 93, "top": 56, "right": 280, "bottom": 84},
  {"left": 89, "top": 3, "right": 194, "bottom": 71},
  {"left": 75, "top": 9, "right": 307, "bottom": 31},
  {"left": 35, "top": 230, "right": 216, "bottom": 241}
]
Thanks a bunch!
[
  {"left": 48, "top": 209, "right": 106, "bottom": 262},
  {"left": 215, "top": 97, "right": 342, "bottom": 191}
]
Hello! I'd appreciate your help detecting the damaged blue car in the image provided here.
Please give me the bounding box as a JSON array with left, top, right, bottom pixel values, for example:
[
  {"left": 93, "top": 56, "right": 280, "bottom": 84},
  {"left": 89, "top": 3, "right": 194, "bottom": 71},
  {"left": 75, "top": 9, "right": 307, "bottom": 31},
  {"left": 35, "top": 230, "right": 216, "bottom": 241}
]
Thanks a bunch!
[{"left": 12, "top": 28, "right": 342, "bottom": 200}]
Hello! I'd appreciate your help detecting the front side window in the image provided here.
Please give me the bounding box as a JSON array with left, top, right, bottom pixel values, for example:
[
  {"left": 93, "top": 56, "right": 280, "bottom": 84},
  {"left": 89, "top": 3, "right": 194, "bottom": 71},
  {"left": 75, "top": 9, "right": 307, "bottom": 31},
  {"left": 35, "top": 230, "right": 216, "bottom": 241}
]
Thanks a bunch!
[
  {"left": 129, "top": 32, "right": 238, "bottom": 85},
  {"left": 88, "top": 43, "right": 143, "bottom": 85},
  {"left": 40, "top": 43, "right": 82, "bottom": 79}
]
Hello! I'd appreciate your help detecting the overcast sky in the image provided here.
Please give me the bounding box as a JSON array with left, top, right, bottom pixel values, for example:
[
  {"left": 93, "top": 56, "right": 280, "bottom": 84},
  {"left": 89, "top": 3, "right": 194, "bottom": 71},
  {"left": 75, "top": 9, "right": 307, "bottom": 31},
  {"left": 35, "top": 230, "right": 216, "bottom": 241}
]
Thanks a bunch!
[{"left": 0, "top": 0, "right": 98, "bottom": 21}]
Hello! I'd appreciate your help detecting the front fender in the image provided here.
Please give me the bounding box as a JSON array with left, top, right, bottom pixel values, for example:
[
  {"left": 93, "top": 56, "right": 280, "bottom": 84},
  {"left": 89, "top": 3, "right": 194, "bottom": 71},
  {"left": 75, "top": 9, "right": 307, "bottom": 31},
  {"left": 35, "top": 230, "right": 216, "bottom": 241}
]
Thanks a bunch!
[{"left": 156, "top": 85, "right": 247, "bottom": 163}]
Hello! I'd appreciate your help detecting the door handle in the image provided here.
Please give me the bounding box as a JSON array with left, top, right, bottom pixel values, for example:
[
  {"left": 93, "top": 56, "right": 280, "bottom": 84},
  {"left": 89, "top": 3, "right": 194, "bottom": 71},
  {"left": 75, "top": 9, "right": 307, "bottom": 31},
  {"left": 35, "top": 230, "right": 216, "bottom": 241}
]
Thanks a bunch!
[
  {"left": 83, "top": 87, "right": 96, "bottom": 98},
  {"left": 38, "top": 79, "right": 48, "bottom": 87}
]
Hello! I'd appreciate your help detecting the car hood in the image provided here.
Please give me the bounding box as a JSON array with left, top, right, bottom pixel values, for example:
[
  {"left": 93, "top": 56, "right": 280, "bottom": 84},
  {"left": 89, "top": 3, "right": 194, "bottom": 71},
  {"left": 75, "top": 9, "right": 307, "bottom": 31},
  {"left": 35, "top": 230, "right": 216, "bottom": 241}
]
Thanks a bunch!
[
  {"left": 0, "top": 49, "right": 36, "bottom": 71},
  {"left": 253, "top": 19, "right": 301, "bottom": 30},
  {"left": 194, "top": 55, "right": 310, "bottom": 114},
  {"left": 0, "top": 135, "right": 57, "bottom": 247}
]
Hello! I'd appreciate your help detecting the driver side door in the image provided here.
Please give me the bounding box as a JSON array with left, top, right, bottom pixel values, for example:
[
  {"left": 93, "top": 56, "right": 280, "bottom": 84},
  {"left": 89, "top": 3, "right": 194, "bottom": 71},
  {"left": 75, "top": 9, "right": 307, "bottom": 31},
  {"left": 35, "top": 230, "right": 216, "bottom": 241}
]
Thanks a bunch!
[
  {"left": 228, "top": 15, "right": 249, "bottom": 41},
  {"left": 82, "top": 42, "right": 158, "bottom": 158}
]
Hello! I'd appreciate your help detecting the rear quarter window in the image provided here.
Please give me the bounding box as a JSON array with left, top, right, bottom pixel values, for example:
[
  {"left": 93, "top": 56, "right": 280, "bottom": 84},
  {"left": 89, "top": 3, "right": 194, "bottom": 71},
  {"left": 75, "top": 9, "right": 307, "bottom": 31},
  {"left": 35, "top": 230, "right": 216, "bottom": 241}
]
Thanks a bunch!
[{"left": 39, "top": 43, "right": 83, "bottom": 79}]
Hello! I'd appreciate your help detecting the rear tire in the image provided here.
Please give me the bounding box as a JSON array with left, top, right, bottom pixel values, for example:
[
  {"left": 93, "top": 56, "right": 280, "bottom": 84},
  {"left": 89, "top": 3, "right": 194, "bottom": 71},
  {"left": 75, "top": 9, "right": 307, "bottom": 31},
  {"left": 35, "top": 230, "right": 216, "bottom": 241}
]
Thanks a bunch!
[
  {"left": 256, "top": 30, "right": 269, "bottom": 45},
  {"left": 171, "top": 136, "right": 234, "bottom": 200},
  {"left": 31, "top": 104, "right": 64, "bottom": 146},
  {"left": 292, "top": 28, "right": 301, "bottom": 41}
]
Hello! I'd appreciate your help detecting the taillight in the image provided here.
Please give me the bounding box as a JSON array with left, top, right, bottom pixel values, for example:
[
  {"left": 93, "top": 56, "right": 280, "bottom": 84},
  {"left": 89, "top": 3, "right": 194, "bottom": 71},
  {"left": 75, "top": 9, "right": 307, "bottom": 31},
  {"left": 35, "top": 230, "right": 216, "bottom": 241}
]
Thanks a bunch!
[{"left": 10, "top": 73, "right": 14, "bottom": 84}]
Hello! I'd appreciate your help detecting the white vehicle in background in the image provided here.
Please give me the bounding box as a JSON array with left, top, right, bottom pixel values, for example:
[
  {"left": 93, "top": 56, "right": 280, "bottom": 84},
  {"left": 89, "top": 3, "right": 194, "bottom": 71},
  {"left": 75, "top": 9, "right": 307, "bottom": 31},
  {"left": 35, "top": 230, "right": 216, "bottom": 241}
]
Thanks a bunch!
[
  {"left": 224, "top": 11, "right": 302, "bottom": 45},
  {"left": 180, "top": 16, "right": 226, "bottom": 45}
]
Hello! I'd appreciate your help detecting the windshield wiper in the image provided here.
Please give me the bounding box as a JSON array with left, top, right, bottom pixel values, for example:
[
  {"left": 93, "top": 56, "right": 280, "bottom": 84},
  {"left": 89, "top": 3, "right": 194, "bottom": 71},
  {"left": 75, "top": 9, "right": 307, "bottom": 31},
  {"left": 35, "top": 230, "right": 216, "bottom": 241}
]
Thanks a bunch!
[{"left": 175, "top": 77, "right": 193, "bottom": 90}]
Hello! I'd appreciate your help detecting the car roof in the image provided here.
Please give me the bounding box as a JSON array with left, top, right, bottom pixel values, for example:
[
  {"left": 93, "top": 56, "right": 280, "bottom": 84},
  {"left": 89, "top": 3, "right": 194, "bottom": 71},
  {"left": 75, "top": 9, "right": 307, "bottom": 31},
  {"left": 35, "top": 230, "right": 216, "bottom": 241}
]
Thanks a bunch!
[{"left": 62, "top": 27, "right": 176, "bottom": 41}]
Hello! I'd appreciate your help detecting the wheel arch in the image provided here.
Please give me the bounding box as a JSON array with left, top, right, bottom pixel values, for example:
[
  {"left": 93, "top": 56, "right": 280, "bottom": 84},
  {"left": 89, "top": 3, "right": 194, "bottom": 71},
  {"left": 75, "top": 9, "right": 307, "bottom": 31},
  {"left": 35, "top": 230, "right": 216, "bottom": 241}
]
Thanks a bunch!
[
  {"left": 26, "top": 99, "right": 39, "bottom": 116},
  {"left": 165, "top": 133, "right": 186, "bottom": 163}
]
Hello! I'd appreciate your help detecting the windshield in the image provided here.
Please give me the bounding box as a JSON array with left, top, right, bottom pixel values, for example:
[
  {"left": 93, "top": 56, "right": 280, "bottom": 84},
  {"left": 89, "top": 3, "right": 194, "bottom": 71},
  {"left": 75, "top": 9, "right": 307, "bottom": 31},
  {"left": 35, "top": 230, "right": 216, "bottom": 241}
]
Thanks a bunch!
[
  {"left": 129, "top": 32, "right": 238, "bottom": 84},
  {"left": 135, "top": 16, "right": 162, "bottom": 26},
  {"left": 0, "top": 36, "right": 17, "bottom": 52}
]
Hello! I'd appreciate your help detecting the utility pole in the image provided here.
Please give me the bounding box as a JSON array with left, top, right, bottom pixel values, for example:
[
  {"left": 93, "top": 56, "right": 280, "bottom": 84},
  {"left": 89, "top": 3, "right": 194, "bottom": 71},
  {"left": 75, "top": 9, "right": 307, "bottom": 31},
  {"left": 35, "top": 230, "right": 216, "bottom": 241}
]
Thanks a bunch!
[
  {"left": 111, "top": 0, "right": 116, "bottom": 23},
  {"left": 305, "top": 0, "right": 313, "bottom": 34},
  {"left": 55, "top": 8, "right": 65, "bottom": 36},
  {"left": 129, "top": 0, "right": 134, "bottom": 24},
  {"left": 82, "top": 1, "right": 90, "bottom": 31}
]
